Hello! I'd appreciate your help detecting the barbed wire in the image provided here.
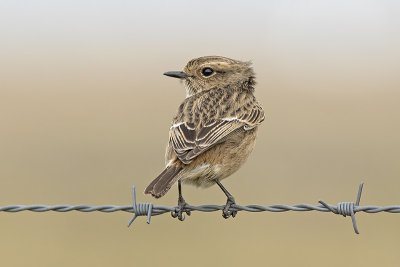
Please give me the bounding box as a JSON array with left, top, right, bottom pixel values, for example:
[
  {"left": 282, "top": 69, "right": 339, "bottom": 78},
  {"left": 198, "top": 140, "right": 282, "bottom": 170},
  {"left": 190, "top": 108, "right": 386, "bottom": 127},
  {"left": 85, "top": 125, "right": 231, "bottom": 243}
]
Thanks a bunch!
[{"left": 1, "top": 183, "right": 400, "bottom": 234}]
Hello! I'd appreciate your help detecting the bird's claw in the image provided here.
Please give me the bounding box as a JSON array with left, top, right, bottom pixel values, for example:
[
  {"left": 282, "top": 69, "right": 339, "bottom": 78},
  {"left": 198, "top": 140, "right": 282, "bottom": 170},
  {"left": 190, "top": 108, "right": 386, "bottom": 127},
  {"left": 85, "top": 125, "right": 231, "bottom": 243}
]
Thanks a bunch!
[
  {"left": 171, "top": 196, "right": 191, "bottom": 221},
  {"left": 222, "top": 195, "right": 237, "bottom": 219}
]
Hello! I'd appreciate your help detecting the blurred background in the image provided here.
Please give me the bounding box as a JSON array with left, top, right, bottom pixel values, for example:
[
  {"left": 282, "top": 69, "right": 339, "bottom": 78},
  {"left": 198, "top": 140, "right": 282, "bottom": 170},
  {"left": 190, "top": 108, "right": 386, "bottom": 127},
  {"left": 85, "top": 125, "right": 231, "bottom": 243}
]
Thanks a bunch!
[{"left": 1, "top": 0, "right": 399, "bottom": 266}]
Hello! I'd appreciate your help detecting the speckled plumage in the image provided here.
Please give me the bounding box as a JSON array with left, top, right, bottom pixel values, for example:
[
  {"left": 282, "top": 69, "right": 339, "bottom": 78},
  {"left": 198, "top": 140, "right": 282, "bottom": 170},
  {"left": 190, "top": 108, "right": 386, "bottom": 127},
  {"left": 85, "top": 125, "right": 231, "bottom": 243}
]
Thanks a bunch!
[{"left": 145, "top": 56, "right": 264, "bottom": 199}]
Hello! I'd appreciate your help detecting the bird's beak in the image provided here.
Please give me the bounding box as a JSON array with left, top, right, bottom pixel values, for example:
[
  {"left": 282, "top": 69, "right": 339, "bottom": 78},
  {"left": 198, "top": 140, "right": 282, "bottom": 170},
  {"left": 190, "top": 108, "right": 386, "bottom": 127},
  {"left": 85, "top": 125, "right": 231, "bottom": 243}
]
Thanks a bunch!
[{"left": 163, "top": 71, "right": 188, "bottom": 79}]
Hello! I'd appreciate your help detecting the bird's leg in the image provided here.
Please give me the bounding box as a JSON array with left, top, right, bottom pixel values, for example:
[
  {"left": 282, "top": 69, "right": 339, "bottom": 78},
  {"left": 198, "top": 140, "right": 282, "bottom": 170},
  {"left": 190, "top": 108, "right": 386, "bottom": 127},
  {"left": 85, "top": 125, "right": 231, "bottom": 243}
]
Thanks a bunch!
[
  {"left": 215, "top": 179, "right": 238, "bottom": 219},
  {"left": 171, "top": 180, "right": 191, "bottom": 221}
]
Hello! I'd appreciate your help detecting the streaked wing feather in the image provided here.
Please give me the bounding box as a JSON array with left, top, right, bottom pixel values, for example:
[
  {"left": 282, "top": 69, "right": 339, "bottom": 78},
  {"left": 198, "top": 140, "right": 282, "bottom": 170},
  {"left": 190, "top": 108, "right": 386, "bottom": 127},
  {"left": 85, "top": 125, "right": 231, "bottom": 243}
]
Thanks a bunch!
[
  {"left": 169, "top": 95, "right": 265, "bottom": 164},
  {"left": 183, "top": 120, "right": 244, "bottom": 162}
]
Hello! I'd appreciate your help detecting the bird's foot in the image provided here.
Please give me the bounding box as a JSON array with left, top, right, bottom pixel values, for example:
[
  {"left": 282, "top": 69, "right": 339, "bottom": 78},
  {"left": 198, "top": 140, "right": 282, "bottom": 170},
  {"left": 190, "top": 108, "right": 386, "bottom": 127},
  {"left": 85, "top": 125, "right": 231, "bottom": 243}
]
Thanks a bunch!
[
  {"left": 222, "top": 195, "right": 237, "bottom": 219},
  {"left": 171, "top": 196, "right": 191, "bottom": 221}
]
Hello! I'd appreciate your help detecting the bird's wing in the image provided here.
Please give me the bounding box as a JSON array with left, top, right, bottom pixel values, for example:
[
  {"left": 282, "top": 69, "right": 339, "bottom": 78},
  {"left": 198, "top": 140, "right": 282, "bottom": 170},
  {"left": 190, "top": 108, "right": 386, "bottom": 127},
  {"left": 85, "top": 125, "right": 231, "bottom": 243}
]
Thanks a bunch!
[{"left": 169, "top": 99, "right": 264, "bottom": 164}]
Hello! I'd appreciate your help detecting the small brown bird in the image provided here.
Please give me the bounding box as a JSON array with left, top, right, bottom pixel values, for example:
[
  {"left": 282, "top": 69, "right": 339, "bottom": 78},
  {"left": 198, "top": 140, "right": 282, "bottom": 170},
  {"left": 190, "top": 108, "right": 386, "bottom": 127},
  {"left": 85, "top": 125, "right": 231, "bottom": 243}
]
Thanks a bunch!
[{"left": 145, "top": 56, "right": 264, "bottom": 219}]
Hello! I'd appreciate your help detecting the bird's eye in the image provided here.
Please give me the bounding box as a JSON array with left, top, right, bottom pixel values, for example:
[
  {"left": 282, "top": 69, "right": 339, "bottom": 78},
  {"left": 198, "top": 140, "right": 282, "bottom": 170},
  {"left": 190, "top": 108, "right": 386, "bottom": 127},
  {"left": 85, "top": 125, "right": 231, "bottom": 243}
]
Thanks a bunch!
[{"left": 202, "top": 67, "right": 214, "bottom": 77}]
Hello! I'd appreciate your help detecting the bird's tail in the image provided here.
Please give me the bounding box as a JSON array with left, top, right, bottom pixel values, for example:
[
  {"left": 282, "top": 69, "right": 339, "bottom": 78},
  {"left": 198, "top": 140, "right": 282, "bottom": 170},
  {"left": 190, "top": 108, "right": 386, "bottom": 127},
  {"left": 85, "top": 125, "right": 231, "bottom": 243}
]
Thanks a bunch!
[{"left": 144, "top": 164, "right": 183, "bottom": 198}]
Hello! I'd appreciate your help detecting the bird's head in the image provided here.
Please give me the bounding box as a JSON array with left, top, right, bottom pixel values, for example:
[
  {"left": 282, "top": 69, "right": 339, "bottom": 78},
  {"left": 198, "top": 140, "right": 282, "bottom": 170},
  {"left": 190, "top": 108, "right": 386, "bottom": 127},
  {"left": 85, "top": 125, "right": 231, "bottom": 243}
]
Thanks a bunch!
[{"left": 164, "top": 56, "right": 256, "bottom": 97}]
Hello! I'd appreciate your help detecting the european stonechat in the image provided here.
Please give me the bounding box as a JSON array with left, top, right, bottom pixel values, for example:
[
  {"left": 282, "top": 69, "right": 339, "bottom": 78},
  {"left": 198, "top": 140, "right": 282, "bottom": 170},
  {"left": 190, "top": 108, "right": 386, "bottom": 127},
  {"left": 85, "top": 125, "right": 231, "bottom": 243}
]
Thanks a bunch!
[{"left": 145, "top": 56, "right": 264, "bottom": 219}]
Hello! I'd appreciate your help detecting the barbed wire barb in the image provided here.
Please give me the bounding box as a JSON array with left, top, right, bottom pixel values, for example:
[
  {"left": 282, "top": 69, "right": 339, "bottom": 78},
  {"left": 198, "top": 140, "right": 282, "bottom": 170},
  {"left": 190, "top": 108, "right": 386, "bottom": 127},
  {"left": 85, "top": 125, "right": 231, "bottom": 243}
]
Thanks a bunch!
[
  {"left": 319, "top": 183, "right": 364, "bottom": 234},
  {"left": 127, "top": 185, "right": 153, "bottom": 227}
]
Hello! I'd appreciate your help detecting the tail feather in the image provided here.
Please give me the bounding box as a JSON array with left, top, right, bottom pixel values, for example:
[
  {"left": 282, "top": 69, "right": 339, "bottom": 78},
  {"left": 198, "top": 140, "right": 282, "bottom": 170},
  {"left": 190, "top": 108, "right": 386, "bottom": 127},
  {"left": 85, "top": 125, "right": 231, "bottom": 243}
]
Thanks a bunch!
[{"left": 144, "top": 165, "right": 183, "bottom": 198}]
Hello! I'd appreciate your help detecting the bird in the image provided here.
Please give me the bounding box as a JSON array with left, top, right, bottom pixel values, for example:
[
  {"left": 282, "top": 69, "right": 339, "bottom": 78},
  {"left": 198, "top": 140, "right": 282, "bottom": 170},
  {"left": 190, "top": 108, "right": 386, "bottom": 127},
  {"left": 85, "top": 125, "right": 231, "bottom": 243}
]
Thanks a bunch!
[{"left": 144, "top": 56, "right": 265, "bottom": 220}]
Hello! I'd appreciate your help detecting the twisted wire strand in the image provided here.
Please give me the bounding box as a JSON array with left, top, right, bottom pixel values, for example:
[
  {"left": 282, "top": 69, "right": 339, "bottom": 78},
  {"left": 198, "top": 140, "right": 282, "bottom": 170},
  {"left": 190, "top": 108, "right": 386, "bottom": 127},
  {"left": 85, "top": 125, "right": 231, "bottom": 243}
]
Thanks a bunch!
[
  {"left": 1, "top": 183, "right": 400, "bottom": 234},
  {"left": 1, "top": 204, "right": 400, "bottom": 213}
]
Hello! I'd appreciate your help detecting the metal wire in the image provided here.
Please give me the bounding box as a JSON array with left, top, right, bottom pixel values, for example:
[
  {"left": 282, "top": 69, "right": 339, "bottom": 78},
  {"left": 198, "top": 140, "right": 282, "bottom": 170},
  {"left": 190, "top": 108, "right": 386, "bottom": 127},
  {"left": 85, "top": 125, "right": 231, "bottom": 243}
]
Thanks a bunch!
[{"left": 1, "top": 183, "right": 399, "bottom": 234}]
